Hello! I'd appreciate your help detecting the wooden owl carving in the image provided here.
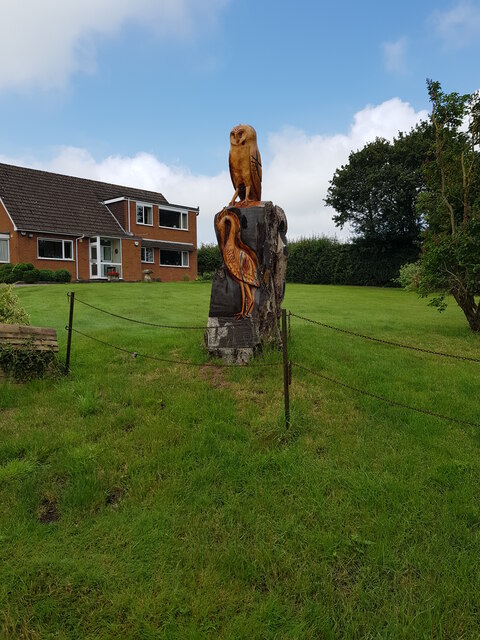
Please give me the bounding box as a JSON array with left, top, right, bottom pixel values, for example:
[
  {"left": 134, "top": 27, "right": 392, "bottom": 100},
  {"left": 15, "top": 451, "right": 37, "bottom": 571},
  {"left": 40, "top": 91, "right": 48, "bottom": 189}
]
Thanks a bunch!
[{"left": 229, "top": 124, "right": 262, "bottom": 206}]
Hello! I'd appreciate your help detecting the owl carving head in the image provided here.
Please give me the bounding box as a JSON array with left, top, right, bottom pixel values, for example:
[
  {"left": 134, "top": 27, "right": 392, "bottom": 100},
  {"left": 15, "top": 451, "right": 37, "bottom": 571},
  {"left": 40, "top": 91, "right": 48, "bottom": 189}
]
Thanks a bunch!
[{"left": 230, "top": 124, "right": 257, "bottom": 147}]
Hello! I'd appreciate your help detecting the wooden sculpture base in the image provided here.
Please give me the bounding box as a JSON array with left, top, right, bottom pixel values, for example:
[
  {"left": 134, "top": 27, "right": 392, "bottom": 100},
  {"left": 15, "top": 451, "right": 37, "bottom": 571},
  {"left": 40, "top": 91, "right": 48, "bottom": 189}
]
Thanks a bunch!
[{"left": 205, "top": 201, "right": 288, "bottom": 364}]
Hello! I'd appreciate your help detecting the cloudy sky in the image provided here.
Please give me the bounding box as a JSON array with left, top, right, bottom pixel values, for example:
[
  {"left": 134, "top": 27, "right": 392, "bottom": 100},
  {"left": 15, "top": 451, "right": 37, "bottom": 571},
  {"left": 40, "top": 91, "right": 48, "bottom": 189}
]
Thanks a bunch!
[{"left": 0, "top": 0, "right": 479, "bottom": 243}]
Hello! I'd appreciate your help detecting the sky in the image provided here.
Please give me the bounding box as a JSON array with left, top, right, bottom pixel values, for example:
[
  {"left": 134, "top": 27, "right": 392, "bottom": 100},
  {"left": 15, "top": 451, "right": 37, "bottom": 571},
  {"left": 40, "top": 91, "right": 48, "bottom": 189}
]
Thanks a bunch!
[{"left": 0, "top": 0, "right": 479, "bottom": 244}]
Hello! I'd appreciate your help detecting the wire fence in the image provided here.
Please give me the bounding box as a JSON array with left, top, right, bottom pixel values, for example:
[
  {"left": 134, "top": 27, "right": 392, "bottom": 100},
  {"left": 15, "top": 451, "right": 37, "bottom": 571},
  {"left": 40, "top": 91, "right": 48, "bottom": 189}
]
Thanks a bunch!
[
  {"left": 64, "top": 292, "right": 480, "bottom": 430},
  {"left": 70, "top": 293, "right": 206, "bottom": 330},
  {"left": 68, "top": 326, "right": 281, "bottom": 369},
  {"left": 289, "top": 312, "right": 480, "bottom": 364}
]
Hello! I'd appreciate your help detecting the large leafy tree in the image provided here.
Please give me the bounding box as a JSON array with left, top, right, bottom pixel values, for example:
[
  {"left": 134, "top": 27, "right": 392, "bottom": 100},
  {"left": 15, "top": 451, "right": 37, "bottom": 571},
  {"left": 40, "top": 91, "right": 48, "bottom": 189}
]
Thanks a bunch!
[
  {"left": 325, "top": 123, "right": 432, "bottom": 246},
  {"left": 416, "top": 80, "right": 480, "bottom": 331}
]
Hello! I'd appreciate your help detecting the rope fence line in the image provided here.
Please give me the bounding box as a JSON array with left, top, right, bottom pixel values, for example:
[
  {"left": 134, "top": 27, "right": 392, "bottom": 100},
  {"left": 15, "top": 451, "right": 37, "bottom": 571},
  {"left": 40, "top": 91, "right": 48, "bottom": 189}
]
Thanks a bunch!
[
  {"left": 289, "top": 312, "right": 480, "bottom": 364},
  {"left": 68, "top": 327, "right": 282, "bottom": 369},
  {"left": 69, "top": 294, "right": 206, "bottom": 330},
  {"left": 63, "top": 293, "right": 478, "bottom": 430},
  {"left": 293, "top": 362, "right": 479, "bottom": 429}
]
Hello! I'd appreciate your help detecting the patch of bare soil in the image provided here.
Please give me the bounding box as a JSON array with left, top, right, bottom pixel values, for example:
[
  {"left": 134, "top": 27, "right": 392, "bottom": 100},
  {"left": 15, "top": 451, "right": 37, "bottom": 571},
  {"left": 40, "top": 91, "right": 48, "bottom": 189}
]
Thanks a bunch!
[
  {"left": 37, "top": 495, "right": 59, "bottom": 524},
  {"left": 106, "top": 486, "right": 125, "bottom": 508},
  {"left": 198, "top": 365, "right": 231, "bottom": 389}
]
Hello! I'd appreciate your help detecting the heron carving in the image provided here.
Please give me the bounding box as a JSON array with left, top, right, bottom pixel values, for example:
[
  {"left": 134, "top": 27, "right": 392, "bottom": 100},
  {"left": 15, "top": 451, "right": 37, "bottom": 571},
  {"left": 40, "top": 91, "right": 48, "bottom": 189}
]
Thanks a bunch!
[{"left": 216, "top": 208, "right": 260, "bottom": 319}]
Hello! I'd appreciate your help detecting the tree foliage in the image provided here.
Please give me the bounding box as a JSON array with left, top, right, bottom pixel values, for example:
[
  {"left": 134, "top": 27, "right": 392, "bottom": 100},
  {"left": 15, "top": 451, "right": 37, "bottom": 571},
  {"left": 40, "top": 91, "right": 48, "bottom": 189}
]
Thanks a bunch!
[
  {"left": 415, "top": 80, "right": 480, "bottom": 331},
  {"left": 325, "top": 123, "right": 432, "bottom": 246}
]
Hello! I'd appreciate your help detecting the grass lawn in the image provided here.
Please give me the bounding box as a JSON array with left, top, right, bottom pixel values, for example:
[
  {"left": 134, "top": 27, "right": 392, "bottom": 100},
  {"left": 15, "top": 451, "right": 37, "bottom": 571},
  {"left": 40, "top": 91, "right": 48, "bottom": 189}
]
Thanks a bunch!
[{"left": 1, "top": 281, "right": 480, "bottom": 639}]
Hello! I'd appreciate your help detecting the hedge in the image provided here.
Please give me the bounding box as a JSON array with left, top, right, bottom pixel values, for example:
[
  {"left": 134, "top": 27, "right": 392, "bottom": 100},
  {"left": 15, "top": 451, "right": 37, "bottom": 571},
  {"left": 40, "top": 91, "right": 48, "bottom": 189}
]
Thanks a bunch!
[
  {"left": 0, "top": 264, "right": 72, "bottom": 284},
  {"left": 197, "top": 237, "right": 419, "bottom": 287},
  {"left": 286, "top": 237, "right": 419, "bottom": 287}
]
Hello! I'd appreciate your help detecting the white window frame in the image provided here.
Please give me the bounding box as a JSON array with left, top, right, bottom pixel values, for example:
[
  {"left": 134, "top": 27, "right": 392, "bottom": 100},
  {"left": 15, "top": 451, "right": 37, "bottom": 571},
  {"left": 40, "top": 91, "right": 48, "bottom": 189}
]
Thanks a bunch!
[
  {"left": 0, "top": 234, "right": 9, "bottom": 263},
  {"left": 141, "top": 246, "right": 155, "bottom": 263},
  {"left": 159, "top": 249, "right": 189, "bottom": 268},
  {"left": 136, "top": 202, "right": 153, "bottom": 226},
  {"left": 38, "top": 238, "right": 74, "bottom": 261},
  {"left": 159, "top": 208, "right": 188, "bottom": 231}
]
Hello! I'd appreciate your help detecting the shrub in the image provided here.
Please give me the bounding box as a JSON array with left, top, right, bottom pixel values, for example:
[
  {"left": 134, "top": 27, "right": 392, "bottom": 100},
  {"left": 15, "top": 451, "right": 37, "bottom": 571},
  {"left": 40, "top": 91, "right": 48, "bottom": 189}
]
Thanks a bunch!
[
  {"left": 38, "top": 269, "right": 55, "bottom": 282},
  {"left": 0, "top": 284, "right": 30, "bottom": 325},
  {"left": 0, "top": 263, "right": 14, "bottom": 283},
  {"left": 54, "top": 269, "right": 72, "bottom": 283},
  {"left": 23, "top": 268, "right": 41, "bottom": 284},
  {"left": 202, "top": 271, "right": 215, "bottom": 281},
  {"left": 11, "top": 263, "right": 34, "bottom": 282},
  {"left": 0, "top": 339, "right": 59, "bottom": 382},
  {"left": 395, "top": 261, "right": 422, "bottom": 291}
]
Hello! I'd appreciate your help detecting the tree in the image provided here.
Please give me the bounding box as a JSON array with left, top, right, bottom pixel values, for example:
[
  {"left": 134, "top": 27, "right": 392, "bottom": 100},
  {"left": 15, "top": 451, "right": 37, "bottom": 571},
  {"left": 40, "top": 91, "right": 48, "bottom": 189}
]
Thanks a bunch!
[
  {"left": 416, "top": 80, "right": 480, "bottom": 331},
  {"left": 325, "top": 123, "right": 432, "bottom": 247}
]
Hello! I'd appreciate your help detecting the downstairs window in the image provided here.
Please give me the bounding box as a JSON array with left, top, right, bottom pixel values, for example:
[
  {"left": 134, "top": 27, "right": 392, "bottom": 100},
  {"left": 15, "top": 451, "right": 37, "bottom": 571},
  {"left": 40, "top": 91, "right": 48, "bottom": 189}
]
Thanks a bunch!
[{"left": 159, "top": 250, "right": 189, "bottom": 267}]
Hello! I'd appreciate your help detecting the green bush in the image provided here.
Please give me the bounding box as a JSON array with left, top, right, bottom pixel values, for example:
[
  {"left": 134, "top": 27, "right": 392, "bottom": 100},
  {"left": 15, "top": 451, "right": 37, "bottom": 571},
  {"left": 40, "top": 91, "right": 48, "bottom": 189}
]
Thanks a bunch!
[
  {"left": 395, "top": 261, "right": 422, "bottom": 291},
  {"left": 0, "top": 263, "right": 14, "bottom": 284},
  {"left": 0, "top": 284, "right": 30, "bottom": 325},
  {"left": 23, "top": 268, "right": 41, "bottom": 284},
  {"left": 54, "top": 269, "right": 72, "bottom": 283},
  {"left": 0, "top": 339, "right": 59, "bottom": 382},
  {"left": 38, "top": 269, "right": 55, "bottom": 282},
  {"left": 11, "top": 263, "right": 34, "bottom": 283}
]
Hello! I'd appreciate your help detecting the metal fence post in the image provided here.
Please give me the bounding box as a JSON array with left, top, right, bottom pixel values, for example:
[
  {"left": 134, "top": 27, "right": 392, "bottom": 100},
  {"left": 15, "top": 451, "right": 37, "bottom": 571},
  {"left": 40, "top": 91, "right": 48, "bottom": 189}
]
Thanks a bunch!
[
  {"left": 65, "top": 291, "right": 75, "bottom": 373},
  {"left": 282, "top": 308, "right": 291, "bottom": 429}
]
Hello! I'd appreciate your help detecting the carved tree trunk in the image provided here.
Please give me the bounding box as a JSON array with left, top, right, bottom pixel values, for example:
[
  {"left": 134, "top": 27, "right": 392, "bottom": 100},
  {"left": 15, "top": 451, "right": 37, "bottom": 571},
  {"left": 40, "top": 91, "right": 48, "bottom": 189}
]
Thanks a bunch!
[{"left": 205, "top": 202, "right": 288, "bottom": 363}]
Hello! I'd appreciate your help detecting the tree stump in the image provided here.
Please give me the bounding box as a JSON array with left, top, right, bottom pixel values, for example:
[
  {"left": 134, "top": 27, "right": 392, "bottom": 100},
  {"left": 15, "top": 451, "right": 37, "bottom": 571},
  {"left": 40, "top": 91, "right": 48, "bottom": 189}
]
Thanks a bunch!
[{"left": 205, "top": 201, "right": 288, "bottom": 363}]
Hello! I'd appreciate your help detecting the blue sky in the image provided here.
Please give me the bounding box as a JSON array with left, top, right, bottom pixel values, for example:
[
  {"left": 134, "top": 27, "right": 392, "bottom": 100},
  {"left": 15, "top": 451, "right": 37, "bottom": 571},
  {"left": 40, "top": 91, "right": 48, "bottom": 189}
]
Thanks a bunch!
[{"left": 0, "top": 0, "right": 479, "bottom": 243}]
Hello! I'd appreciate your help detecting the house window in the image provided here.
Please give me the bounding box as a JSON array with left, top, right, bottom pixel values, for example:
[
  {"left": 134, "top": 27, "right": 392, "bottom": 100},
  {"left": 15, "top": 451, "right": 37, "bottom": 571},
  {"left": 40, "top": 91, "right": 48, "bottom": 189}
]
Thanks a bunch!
[
  {"left": 160, "top": 250, "right": 189, "bottom": 267},
  {"left": 0, "top": 234, "right": 9, "bottom": 263},
  {"left": 38, "top": 238, "right": 73, "bottom": 260},
  {"left": 141, "top": 246, "right": 154, "bottom": 263},
  {"left": 136, "top": 203, "right": 153, "bottom": 226},
  {"left": 159, "top": 209, "right": 188, "bottom": 230}
]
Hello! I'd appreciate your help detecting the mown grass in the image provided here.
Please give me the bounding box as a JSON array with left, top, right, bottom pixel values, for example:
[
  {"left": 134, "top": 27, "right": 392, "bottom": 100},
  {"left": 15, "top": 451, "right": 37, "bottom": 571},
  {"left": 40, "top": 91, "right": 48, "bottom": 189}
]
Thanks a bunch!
[{"left": 1, "top": 281, "right": 480, "bottom": 639}]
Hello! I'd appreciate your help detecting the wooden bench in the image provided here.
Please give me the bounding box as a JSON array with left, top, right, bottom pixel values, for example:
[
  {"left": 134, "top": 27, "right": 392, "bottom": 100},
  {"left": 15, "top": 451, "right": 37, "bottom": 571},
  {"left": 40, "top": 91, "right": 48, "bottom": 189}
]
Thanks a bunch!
[{"left": 0, "top": 324, "right": 58, "bottom": 381}]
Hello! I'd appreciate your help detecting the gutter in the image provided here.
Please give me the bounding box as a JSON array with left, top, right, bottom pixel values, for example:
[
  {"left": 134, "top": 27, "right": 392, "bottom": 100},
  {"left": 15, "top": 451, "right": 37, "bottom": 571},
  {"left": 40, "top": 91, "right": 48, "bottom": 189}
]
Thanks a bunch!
[{"left": 75, "top": 234, "right": 85, "bottom": 280}]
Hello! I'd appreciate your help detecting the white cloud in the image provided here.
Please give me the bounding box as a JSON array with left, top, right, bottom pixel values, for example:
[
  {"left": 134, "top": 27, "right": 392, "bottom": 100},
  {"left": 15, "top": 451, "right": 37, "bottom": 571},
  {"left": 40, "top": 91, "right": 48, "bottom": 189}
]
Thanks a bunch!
[
  {"left": 382, "top": 37, "right": 408, "bottom": 74},
  {"left": 0, "top": 98, "right": 428, "bottom": 244},
  {"left": 0, "top": 0, "right": 228, "bottom": 91},
  {"left": 432, "top": 1, "right": 480, "bottom": 47}
]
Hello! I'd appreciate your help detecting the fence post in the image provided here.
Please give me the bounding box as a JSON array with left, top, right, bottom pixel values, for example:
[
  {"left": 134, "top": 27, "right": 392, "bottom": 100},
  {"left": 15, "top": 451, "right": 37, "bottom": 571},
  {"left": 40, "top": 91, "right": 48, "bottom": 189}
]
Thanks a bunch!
[
  {"left": 65, "top": 291, "right": 75, "bottom": 373},
  {"left": 288, "top": 311, "right": 291, "bottom": 339},
  {"left": 282, "top": 308, "right": 291, "bottom": 429}
]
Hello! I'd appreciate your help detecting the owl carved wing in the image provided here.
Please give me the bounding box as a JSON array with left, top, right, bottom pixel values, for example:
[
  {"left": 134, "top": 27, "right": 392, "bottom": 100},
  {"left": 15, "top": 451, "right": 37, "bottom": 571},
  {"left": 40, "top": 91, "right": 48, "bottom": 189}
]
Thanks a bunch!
[{"left": 250, "top": 148, "right": 262, "bottom": 202}]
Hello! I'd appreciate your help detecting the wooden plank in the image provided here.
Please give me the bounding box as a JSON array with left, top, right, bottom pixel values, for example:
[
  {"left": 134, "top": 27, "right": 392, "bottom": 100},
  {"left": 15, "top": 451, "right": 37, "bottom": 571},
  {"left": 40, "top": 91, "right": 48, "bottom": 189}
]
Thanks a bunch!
[
  {"left": 0, "top": 341, "right": 58, "bottom": 352},
  {"left": 0, "top": 324, "right": 59, "bottom": 355},
  {"left": 0, "top": 324, "right": 57, "bottom": 338}
]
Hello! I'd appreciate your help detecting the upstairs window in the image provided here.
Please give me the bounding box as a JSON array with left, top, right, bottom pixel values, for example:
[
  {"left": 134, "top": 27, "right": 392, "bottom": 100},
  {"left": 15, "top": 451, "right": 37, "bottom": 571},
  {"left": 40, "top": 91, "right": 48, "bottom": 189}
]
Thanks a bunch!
[
  {"left": 159, "top": 209, "right": 188, "bottom": 230},
  {"left": 136, "top": 203, "right": 153, "bottom": 226},
  {"left": 0, "top": 234, "right": 9, "bottom": 263},
  {"left": 38, "top": 238, "right": 73, "bottom": 260}
]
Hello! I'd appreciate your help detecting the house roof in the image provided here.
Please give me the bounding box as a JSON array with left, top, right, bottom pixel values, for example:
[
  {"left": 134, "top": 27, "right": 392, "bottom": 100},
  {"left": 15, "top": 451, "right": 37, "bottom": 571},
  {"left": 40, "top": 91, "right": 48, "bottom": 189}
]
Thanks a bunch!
[{"left": 0, "top": 162, "right": 174, "bottom": 237}]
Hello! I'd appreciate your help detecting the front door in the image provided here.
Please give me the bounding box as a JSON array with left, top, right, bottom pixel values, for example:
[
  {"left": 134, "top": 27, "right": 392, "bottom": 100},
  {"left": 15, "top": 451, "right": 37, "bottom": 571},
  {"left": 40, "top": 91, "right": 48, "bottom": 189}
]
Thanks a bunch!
[{"left": 89, "top": 237, "right": 122, "bottom": 278}]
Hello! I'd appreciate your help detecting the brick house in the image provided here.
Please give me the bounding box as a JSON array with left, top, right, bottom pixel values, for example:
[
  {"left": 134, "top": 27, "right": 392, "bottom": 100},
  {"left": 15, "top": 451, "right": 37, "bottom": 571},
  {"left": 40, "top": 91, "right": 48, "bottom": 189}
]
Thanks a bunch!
[{"left": 0, "top": 163, "right": 199, "bottom": 282}]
